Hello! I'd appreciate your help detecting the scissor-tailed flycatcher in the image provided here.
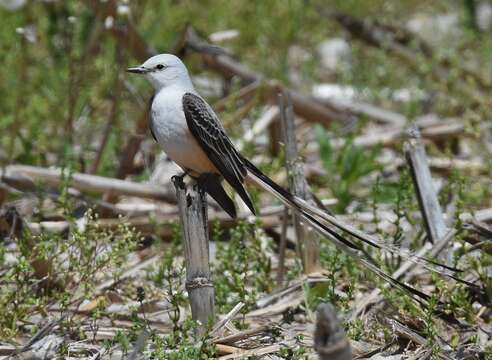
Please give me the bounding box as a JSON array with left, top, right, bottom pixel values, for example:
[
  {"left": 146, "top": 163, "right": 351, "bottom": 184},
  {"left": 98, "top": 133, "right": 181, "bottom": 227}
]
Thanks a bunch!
[{"left": 127, "top": 54, "right": 467, "bottom": 303}]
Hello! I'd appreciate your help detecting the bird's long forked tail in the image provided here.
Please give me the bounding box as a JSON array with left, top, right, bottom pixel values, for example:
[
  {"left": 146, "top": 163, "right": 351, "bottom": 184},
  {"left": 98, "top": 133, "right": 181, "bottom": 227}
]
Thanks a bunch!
[{"left": 243, "top": 158, "right": 477, "bottom": 307}]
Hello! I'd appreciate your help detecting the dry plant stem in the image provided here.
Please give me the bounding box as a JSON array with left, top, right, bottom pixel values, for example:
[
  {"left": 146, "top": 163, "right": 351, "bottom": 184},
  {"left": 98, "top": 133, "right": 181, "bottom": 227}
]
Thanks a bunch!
[
  {"left": 314, "top": 303, "right": 352, "bottom": 360},
  {"left": 210, "top": 302, "right": 244, "bottom": 337},
  {"left": 278, "top": 91, "right": 321, "bottom": 274},
  {"left": 406, "top": 349, "right": 431, "bottom": 360},
  {"left": 404, "top": 128, "right": 447, "bottom": 244},
  {"left": 0, "top": 345, "right": 16, "bottom": 356},
  {"left": 216, "top": 344, "right": 243, "bottom": 356},
  {"left": 213, "top": 325, "right": 269, "bottom": 345},
  {"left": 329, "top": 118, "right": 470, "bottom": 150},
  {"left": 4, "top": 165, "right": 176, "bottom": 203},
  {"left": 276, "top": 206, "right": 289, "bottom": 286},
  {"left": 173, "top": 176, "right": 215, "bottom": 336},
  {"left": 317, "top": 96, "right": 406, "bottom": 127},
  {"left": 218, "top": 343, "right": 284, "bottom": 360},
  {"left": 129, "top": 330, "right": 149, "bottom": 360},
  {"left": 389, "top": 319, "right": 426, "bottom": 346},
  {"left": 19, "top": 316, "right": 66, "bottom": 354}
]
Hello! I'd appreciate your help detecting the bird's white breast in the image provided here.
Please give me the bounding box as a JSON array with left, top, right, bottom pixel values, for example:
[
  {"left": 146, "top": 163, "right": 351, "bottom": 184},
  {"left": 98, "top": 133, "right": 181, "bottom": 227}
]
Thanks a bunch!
[
  {"left": 151, "top": 89, "right": 188, "bottom": 144},
  {"left": 150, "top": 87, "right": 216, "bottom": 174}
]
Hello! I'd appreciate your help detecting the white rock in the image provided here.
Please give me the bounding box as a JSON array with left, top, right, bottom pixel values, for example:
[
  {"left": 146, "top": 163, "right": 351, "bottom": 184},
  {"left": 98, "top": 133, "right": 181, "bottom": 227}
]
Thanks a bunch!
[
  {"left": 317, "top": 38, "right": 351, "bottom": 71},
  {"left": 288, "top": 45, "right": 312, "bottom": 66},
  {"left": 16, "top": 25, "right": 36, "bottom": 43},
  {"left": 476, "top": 1, "right": 492, "bottom": 31},
  {"left": 380, "top": 87, "right": 428, "bottom": 103},
  {"left": 407, "top": 13, "right": 461, "bottom": 45},
  {"left": 312, "top": 83, "right": 358, "bottom": 101},
  {"left": 287, "top": 45, "right": 312, "bottom": 85},
  {"left": 0, "top": 0, "right": 26, "bottom": 11},
  {"left": 117, "top": 4, "right": 130, "bottom": 16},
  {"left": 104, "top": 16, "right": 114, "bottom": 29},
  {"left": 314, "top": 82, "right": 429, "bottom": 107},
  {"left": 209, "top": 29, "right": 239, "bottom": 43}
]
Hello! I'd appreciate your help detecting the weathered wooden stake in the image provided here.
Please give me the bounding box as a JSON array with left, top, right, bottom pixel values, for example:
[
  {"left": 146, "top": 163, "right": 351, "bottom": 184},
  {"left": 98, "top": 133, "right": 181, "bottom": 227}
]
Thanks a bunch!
[
  {"left": 314, "top": 303, "right": 352, "bottom": 360},
  {"left": 404, "top": 126, "right": 448, "bottom": 244},
  {"left": 278, "top": 91, "right": 321, "bottom": 274},
  {"left": 276, "top": 206, "right": 289, "bottom": 286},
  {"left": 172, "top": 176, "right": 215, "bottom": 336}
]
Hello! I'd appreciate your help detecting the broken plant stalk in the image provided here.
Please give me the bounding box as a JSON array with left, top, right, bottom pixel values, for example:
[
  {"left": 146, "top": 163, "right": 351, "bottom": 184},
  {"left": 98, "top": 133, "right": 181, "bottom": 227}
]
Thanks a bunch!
[
  {"left": 404, "top": 126, "right": 448, "bottom": 244},
  {"left": 278, "top": 91, "right": 321, "bottom": 274}
]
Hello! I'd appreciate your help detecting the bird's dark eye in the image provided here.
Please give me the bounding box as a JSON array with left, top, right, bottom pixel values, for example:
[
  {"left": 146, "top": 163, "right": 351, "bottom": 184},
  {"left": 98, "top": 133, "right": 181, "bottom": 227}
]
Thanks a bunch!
[{"left": 156, "top": 64, "right": 165, "bottom": 70}]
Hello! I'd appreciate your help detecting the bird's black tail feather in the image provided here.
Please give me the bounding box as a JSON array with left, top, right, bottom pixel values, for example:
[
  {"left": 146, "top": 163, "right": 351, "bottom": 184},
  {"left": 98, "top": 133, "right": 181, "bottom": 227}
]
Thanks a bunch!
[
  {"left": 242, "top": 158, "right": 476, "bottom": 305},
  {"left": 198, "top": 173, "right": 237, "bottom": 218}
]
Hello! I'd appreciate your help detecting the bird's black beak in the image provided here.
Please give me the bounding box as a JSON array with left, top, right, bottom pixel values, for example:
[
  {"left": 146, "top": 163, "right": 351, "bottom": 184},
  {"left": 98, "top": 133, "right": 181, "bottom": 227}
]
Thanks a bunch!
[{"left": 127, "top": 66, "right": 148, "bottom": 74}]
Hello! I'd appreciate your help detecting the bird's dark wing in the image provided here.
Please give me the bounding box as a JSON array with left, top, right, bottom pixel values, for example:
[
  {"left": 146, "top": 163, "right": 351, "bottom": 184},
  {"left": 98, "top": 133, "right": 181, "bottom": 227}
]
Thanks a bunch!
[{"left": 182, "top": 92, "right": 255, "bottom": 215}]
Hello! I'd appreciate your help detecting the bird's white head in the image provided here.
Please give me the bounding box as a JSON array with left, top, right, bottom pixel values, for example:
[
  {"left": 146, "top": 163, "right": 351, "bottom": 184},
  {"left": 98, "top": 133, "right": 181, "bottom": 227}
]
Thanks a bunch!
[{"left": 127, "top": 54, "right": 193, "bottom": 91}]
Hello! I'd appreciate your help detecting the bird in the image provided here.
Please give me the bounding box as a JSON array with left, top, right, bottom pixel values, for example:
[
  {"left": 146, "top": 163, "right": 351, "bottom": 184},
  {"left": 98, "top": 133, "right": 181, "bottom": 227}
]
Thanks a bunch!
[
  {"left": 128, "top": 54, "right": 252, "bottom": 219},
  {"left": 127, "top": 53, "right": 470, "bottom": 306}
]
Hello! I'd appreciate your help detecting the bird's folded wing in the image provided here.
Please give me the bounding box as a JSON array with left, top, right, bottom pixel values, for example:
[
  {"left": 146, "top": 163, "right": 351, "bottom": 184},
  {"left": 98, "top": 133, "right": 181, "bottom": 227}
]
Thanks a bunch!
[{"left": 182, "top": 92, "right": 255, "bottom": 215}]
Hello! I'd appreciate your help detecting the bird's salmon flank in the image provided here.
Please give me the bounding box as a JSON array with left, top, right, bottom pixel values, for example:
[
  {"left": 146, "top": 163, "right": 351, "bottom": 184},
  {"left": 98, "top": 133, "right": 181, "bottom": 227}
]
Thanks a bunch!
[{"left": 127, "top": 54, "right": 470, "bottom": 306}]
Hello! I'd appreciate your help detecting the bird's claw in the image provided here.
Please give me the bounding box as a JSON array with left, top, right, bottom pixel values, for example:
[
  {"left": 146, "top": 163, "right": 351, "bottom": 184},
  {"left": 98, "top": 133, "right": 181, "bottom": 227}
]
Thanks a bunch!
[{"left": 171, "top": 170, "right": 190, "bottom": 187}]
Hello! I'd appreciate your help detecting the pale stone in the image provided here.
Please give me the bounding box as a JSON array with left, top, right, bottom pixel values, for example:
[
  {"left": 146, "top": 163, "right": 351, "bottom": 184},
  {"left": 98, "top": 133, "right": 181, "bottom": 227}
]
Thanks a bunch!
[{"left": 317, "top": 38, "right": 351, "bottom": 71}]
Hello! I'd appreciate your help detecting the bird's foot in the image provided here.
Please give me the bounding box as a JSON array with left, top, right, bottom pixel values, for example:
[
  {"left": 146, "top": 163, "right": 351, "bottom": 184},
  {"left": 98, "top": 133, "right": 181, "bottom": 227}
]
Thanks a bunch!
[{"left": 171, "top": 170, "right": 190, "bottom": 187}]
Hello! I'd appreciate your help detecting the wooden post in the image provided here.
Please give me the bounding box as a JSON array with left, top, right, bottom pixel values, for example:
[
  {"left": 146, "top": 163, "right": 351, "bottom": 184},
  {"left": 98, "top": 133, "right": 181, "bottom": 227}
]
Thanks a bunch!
[
  {"left": 404, "top": 126, "right": 448, "bottom": 244},
  {"left": 278, "top": 91, "right": 321, "bottom": 274},
  {"left": 314, "top": 303, "right": 352, "bottom": 360},
  {"left": 172, "top": 176, "right": 215, "bottom": 336}
]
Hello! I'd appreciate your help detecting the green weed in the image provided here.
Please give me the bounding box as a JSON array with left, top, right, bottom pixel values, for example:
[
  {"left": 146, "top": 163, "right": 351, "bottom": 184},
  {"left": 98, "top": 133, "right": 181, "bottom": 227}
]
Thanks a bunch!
[{"left": 315, "top": 125, "right": 382, "bottom": 212}]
